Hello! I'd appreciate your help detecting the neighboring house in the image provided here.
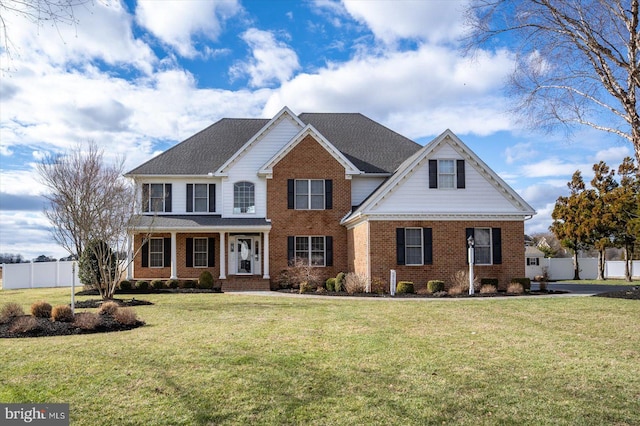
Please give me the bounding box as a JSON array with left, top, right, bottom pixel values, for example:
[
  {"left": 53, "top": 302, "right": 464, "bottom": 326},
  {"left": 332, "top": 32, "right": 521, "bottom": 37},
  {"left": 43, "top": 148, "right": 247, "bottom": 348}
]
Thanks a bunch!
[{"left": 126, "top": 107, "right": 536, "bottom": 291}]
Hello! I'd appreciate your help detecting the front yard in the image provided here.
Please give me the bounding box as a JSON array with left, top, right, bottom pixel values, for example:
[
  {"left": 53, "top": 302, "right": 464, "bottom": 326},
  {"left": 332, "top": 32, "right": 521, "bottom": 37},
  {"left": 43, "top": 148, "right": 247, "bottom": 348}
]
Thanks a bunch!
[{"left": 1, "top": 288, "right": 638, "bottom": 425}]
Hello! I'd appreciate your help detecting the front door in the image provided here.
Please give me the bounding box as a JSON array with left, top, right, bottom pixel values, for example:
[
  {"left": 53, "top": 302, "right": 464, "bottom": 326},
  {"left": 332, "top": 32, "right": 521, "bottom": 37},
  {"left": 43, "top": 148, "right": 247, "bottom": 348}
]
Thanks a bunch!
[{"left": 237, "top": 238, "right": 252, "bottom": 274}]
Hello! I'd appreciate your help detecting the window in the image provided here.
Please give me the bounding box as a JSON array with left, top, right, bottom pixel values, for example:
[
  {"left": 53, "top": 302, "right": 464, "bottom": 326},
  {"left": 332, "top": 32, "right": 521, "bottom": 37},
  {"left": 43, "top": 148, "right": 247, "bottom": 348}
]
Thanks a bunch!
[
  {"left": 405, "top": 228, "right": 423, "bottom": 265},
  {"left": 438, "top": 160, "right": 455, "bottom": 189},
  {"left": 186, "top": 237, "right": 215, "bottom": 268},
  {"left": 187, "top": 183, "right": 215, "bottom": 212},
  {"left": 194, "top": 238, "right": 208, "bottom": 267},
  {"left": 295, "top": 236, "right": 326, "bottom": 266},
  {"left": 429, "top": 159, "right": 465, "bottom": 189},
  {"left": 143, "top": 183, "right": 172, "bottom": 212},
  {"left": 396, "top": 228, "right": 433, "bottom": 266},
  {"left": 233, "top": 182, "right": 255, "bottom": 213},
  {"left": 527, "top": 257, "right": 540, "bottom": 266},
  {"left": 474, "top": 228, "right": 492, "bottom": 264},
  {"left": 295, "top": 179, "right": 325, "bottom": 209},
  {"left": 149, "top": 238, "right": 164, "bottom": 268}
]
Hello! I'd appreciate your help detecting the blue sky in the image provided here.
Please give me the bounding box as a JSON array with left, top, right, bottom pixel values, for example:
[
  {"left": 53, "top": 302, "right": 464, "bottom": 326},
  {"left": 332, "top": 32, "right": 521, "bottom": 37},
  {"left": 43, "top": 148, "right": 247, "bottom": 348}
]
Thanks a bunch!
[{"left": 0, "top": 0, "right": 634, "bottom": 260}]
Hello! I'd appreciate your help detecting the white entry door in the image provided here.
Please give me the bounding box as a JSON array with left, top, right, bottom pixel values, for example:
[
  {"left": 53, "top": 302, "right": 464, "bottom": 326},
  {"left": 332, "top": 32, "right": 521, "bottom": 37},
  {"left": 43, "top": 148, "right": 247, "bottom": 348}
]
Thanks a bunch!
[{"left": 237, "top": 238, "right": 252, "bottom": 274}]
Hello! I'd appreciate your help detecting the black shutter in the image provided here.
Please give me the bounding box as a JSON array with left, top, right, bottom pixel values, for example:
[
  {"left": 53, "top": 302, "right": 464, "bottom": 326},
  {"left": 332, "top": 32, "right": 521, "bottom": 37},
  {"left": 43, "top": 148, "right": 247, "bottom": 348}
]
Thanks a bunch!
[
  {"left": 209, "top": 184, "right": 216, "bottom": 212},
  {"left": 429, "top": 160, "right": 438, "bottom": 188},
  {"left": 325, "top": 236, "right": 333, "bottom": 266},
  {"left": 466, "top": 228, "right": 475, "bottom": 264},
  {"left": 396, "top": 228, "right": 406, "bottom": 265},
  {"left": 163, "top": 237, "right": 171, "bottom": 267},
  {"left": 141, "top": 239, "right": 149, "bottom": 267},
  {"left": 423, "top": 228, "right": 433, "bottom": 265},
  {"left": 165, "top": 184, "right": 172, "bottom": 212},
  {"left": 142, "top": 184, "right": 150, "bottom": 212},
  {"left": 186, "top": 238, "right": 193, "bottom": 267},
  {"left": 208, "top": 237, "right": 216, "bottom": 267},
  {"left": 287, "top": 179, "right": 295, "bottom": 209},
  {"left": 186, "top": 184, "right": 193, "bottom": 212},
  {"left": 457, "top": 160, "right": 465, "bottom": 189},
  {"left": 492, "top": 228, "right": 502, "bottom": 264},
  {"left": 325, "top": 180, "right": 333, "bottom": 210},
  {"left": 287, "top": 236, "right": 295, "bottom": 263}
]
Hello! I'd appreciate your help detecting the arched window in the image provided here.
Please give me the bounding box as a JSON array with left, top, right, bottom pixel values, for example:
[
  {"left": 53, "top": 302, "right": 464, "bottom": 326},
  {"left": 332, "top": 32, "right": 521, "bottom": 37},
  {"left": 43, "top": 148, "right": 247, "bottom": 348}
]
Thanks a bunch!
[{"left": 233, "top": 181, "right": 255, "bottom": 213}]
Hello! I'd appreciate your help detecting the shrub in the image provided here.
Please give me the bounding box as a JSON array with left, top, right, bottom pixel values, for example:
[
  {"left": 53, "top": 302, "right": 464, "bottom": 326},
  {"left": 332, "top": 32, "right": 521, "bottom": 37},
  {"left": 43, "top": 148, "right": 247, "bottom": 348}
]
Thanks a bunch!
[
  {"left": 78, "top": 239, "right": 117, "bottom": 292},
  {"left": 151, "top": 279, "right": 165, "bottom": 290},
  {"left": 180, "top": 279, "right": 197, "bottom": 289},
  {"left": 325, "top": 277, "right": 336, "bottom": 291},
  {"left": 316, "top": 287, "right": 327, "bottom": 294},
  {"left": 31, "top": 301, "right": 52, "bottom": 318},
  {"left": 448, "top": 270, "right": 480, "bottom": 294},
  {"left": 0, "top": 302, "right": 25, "bottom": 324},
  {"left": 73, "top": 312, "right": 101, "bottom": 330},
  {"left": 167, "top": 279, "right": 180, "bottom": 289},
  {"left": 119, "top": 280, "right": 132, "bottom": 291},
  {"left": 113, "top": 307, "right": 138, "bottom": 325},
  {"left": 98, "top": 301, "right": 120, "bottom": 316},
  {"left": 9, "top": 316, "right": 39, "bottom": 334},
  {"left": 396, "top": 281, "right": 415, "bottom": 294},
  {"left": 448, "top": 285, "right": 465, "bottom": 296},
  {"left": 344, "top": 272, "right": 368, "bottom": 294},
  {"left": 299, "top": 281, "right": 315, "bottom": 294},
  {"left": 135, "top": 280, "right": 149, "bottom": 290},
  {"left": 370, "top": 276, "right": 388, "bottom": 294},
  {"left": 335, "top": 272, "right": 345, "bottom": 292},
  {"left": 480, "top": 284, "right": 498, "bottom": 294},
  {"left": 198, "top": 271, "right": 214, "bottom": 289},
  {"left": 480, "top": 278, "right": 499, "bottom": 287},
  {"left": 511, "top": 277, "right": 531, "bottom": 291},
  {"left": 427, "top": 280, "right": 445, "bottom": 293},
  {"left": 51, "top": 305, "right": 74, "bottom": 322},
  {"left": 507, "top": 282, "right": 525, "bottom": 294},
  {"left": 285, "top": 258, "right": 322, "bottom": 289}
]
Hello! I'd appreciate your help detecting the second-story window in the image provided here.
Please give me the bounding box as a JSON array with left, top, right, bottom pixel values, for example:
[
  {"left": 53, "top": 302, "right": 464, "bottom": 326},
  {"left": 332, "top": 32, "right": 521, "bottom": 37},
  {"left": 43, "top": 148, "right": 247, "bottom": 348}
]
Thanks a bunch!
[
  {"left": 187, "top": 183, "right": 215, "bottom": 213},
  {"left": 295, "top": 179, "right": 325, "bottom": 210},
  {"left": 143, "top": 183, "right": 172, "bottom": 213},
  {"left": 233, "top": 181, "right": 255, "bottom": 213}
]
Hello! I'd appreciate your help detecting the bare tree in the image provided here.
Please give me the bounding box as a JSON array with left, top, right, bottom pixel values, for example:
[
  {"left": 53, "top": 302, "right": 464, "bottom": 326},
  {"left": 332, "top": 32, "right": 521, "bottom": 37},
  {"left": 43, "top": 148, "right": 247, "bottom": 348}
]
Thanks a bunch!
[
  {"left": 465, "top": 0, "right": 640, "bottom": 166},
  {"left": 37, "top": 141, "right": 140, "bottom": 299}
]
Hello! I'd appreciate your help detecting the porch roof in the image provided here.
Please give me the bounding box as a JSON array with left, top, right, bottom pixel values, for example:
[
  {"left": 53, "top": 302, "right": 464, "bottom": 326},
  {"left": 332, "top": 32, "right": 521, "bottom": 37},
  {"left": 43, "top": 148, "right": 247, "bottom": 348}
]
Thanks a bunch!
[{"left": 131, "top": 215, "right": 271, "bottom": 232}]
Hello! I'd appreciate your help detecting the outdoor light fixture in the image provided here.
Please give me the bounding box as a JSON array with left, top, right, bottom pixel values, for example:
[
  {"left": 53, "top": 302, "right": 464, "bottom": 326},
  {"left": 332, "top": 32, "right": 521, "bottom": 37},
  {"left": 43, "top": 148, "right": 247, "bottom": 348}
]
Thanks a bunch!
[{"left": 467, "top": 235, "right": 475, "bottom": 295}]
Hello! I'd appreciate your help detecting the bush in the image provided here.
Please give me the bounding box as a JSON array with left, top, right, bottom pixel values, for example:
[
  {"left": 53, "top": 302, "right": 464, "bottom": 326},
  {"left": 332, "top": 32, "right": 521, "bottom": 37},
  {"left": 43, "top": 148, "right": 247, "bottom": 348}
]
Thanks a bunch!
[
  {"left": 135, "top": 280, "right": 149, "bottom": 290},
  {"left": 344, "top": 273, "right": 368, "bottom": 294},
  {"left": 73, "top": 312, "right": 101, "bottom": 330},
  {"left": 284, "top": 258, "right": 322, "bottom": 289},
  {"left": 198, "top": 271, "right": 214, "bottom": 289},
  {"left": 51, "top": 305, "right": 74, "bottom": 322},
  {"left": 370, "top": 276, "right": 388, "bottom": 294},
  {"left": 119, "top": 280, "right": 132, "bottom": 290},
  {"left": 98, "top": 301, "right": 119, "bottom": 315},
  {"left": 480, "top": 278, "right": 499, "bottom": 287},
  {"left": 427, "top": 280, "right": 445, "bottom": 293},
  {"left": 151, "top": 279, "right": 165, "bottom": 290},
  {"left": 335, "top": 272, "right": 345, "bottom": 292},
  {"left": 480, "top": 284, "right": 498, "bottom": 294},
  {"left": 180, "top": 279, "right": 197, "bottom": 289},
  {"left": 167, "top": 279, "right": 180, "bottom": 289},
  {"left": 511, "top": 277, "right": 531, "bottom": 291},
  {"left": 113, "top": 307, "right": 138, "bottom": 325},
  {"left": 299, "top": 281, "right": 315, "bottom": 294},
  {"left": 507, "top": 282, "right": 525, "bottom": 294},
  {"left": 396, "top": 281, "right": 415, "bottom": 294},
  {"left": 9, "top": 316, "right": 39, "bottom": 334},
  {"left": 325, "top": 277, "right": 336, "bottom": 291},
  {"left": 0, "top": 302, "right": 25, "bottom": 324},
  {"left": 31, "top": 301, "right": 52, "bottom": 318},
  {"left": 448, "top": 270, "right": 480, "bottom": 294},
  {"left": 78, "top": 239, "right": 117, "bottom": 291}
]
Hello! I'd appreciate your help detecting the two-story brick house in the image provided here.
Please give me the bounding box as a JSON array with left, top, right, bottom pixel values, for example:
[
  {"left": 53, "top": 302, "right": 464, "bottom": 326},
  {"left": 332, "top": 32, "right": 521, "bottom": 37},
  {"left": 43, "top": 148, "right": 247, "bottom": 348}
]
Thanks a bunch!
[{"left": 126, "top": 107, "right": 535, "bottom": 291}]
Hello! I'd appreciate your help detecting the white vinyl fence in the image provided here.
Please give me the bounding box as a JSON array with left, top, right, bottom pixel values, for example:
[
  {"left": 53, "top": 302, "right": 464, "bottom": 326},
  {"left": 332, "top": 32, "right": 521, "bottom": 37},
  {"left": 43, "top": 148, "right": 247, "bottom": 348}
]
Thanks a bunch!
[
  {"left": 1, "top": 261, "right": 79, "bottom": 289},
  {"left": 526, "top": 258, "right": 639, "bottom": 280}
]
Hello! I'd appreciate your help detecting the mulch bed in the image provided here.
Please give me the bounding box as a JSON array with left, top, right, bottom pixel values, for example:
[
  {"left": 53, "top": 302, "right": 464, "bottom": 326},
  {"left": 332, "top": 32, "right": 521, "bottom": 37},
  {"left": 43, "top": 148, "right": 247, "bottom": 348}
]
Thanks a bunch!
[
  {"left": 73, "top": 298, "right": 154, "bottom": 309},
  {"left": 0, "top": 314, "right": 145, "bottom": 339},
  {"left": 277, "top": 289, "right": 568, "bottom": 298},
  {"left": 593, "top": 286, "right": 640, "bottom": 300}
]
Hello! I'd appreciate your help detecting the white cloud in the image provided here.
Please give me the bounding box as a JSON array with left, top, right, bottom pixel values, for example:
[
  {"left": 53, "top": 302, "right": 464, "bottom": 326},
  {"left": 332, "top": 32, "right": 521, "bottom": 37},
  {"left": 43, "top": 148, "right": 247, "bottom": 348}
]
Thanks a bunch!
[
  {"left": 231, "top": 29, "right": 300, "bottom": 88},
  {"left": 135, "top": 0, "right": 241, "bottom": 58},
  {"left": 590, "top": 146, "right": 631, "bottom": 165},
  {"left": 505, "top": 142, "right": 538, "bottom": 164}
]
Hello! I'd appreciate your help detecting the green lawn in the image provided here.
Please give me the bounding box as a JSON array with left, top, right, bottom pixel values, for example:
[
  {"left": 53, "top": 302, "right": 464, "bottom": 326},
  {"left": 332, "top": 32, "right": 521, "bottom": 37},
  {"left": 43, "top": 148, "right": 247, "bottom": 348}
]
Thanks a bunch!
[{"left": 1, "top": 288, "right": 639, "bottom": 425}]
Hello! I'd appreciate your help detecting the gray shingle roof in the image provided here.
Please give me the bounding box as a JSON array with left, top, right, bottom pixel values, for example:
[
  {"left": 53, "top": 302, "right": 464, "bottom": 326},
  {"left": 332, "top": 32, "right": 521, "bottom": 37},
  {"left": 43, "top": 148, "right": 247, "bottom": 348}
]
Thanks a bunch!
[
  {"left": 127, "top": 113, "right": 422, "bottom": 175},
  {"left": 131, "top": 215, "right": 271, "bottom": 229}
]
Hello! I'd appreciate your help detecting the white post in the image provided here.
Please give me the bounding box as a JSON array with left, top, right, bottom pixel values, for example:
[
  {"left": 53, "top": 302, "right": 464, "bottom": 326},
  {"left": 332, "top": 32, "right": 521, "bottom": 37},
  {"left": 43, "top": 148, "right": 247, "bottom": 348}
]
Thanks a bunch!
[
  {"left": 468, "top": 236, "right": 475, "bottom": 295},
  {"left": 127, "top": 233, "right": 133, "bottom": 280},
  {"left": 262, "top": 231, "right": 270, "bottom": 279},
  {"left": 390, "top": 269, "right": 396, "bottom": 296},
  {"left": 71, "top": 261, "right": 76, "bottom": 314},
  {"left": 219, "top": 232, "right": 226, "bottom": 279},
  {"left": 30, "top": 260, "right": 34, "bottom": 289},
  {"left": 170, "top": 232, "right": 177, "bottom": 279}
]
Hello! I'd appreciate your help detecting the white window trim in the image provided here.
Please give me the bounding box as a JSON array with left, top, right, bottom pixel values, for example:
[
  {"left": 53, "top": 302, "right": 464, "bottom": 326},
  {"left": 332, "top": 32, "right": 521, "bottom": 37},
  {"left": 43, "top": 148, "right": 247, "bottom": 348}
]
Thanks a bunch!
[
  {"left": 193, "top": 237, "right": 208, "bottom": 268},
  {"left": 295, "top": 179, "right": 325, "bottom": 210},
  {"left": 295, "top": 236, "right": 326, "bottom": 267},
  {"left": 147, "top": 183, "right": 168, "bottom": 213},
  {"left": 233, "top": 181, "right": 256, "bottom": 214},
  {"left": 438, "top": 159, "right": 456, "bottom": 190},
  {"left": 474, "top": 227, "right": 493, "bottom": 265},
  {"left": 192, "top": 184, "right": 210, "bottom": 213},
  {"left": 149, "top": 238, "right": 164, "bottom": 268},
  {"left": 405, "top": 228, "right": 424, "bottom": 266}
]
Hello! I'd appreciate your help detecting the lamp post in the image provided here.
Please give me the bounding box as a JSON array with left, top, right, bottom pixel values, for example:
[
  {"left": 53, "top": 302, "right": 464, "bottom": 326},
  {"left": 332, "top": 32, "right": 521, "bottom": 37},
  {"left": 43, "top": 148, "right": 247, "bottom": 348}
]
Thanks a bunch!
[{"left": 467, "top": 235, "right": 475, "bottom": 295}]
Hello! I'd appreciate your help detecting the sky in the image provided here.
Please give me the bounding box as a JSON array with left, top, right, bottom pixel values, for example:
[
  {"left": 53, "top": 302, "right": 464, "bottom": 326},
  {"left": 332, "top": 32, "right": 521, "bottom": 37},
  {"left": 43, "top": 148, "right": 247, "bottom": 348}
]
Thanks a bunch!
[{"left": 0, "top": 0, "right": 634, "bottom": 261}]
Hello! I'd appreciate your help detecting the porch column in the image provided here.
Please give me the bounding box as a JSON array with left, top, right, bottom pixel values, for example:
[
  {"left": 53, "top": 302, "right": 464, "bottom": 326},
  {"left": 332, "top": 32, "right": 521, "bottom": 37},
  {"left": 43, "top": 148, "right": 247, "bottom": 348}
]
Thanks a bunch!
[
  {"left": 126, "top": 233, "right": 133, "bottom": 280},
  {"left": 170, "top": 231, "right": 177, "bottom": 279},
  {"left": 263, "top": 231, "right": 270, "bottom": 279},
  {"left": 219, "top": 232, "right": 226, "bottom": 279}
]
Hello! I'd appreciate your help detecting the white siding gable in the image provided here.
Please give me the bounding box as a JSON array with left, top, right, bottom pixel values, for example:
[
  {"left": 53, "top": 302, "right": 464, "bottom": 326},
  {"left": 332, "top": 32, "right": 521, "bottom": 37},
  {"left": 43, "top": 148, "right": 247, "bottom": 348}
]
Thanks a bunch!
[{"left": 351, "top": 176, "right": 386, "bottom": 206}]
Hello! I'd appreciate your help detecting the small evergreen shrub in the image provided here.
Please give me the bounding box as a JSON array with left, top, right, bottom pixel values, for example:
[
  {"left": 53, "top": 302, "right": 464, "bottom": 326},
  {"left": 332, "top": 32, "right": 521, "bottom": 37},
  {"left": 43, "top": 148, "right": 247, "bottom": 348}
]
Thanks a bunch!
[
  {"left": 511, "top": 277, "right": 531, "bottom": 291},
  {"left": 316, "top": 287, "right": 327, "bottom": 294},
  {"left": 0, "top": 302, "right": 24, "bottom": 324},
  {"left": 335, "top": 272, "right": 345, "bottom": 292},
  {"left": 480, "top": 278, "right": 499, "bottom": 287},
  {"left": 31, "top": 301, "right": 52, "bottom": 318},
  {"left": 114, "top": 307, "right": 138, "bottom": 325},
  {"left": 325, "top": 277, "right": 336, "bottom": 291},
  {"left": 151, "top": 279, "right": 165, "bottom": 290},
  {"left": 299, "top": 281, "right": 315, "bottom": 294},
  {"left": 9, "top": 316, "right": 39, "bottom": 334},
  {"left": 480, "top": 284, "right": 498, "bottom": 294},
  {"left": 344, "top": 273, "right": 368, "bottom": 294},
  {"left": 119, "top": 280, "right": 132, "bottom": 290},
  {"left": 167, "top": 279, "right": 180, "bottom": 289},
  {"left": 198, "top": 271, "right": 214, "bottom": 289},
  {"left": 135, "top": 280, "right": 149, "bottom": 290},
  {"left": 98, "top": 301, "right": 120, "bottom": 315},
  {"left": 51, "top": 305, "right": 74, "bottom": 322},
  {"left": 427, "top": 280, "right": 445, "bottom": 293},
  {"left": 370, "top": 276, "right": 388, "bottom": 294},
  {"left": 396, "top": 281, "right": 415, "bottom": 294},
  {"left": 507, "top": 282, "right": 525, "bottom": 294},
  {"left": 181, "top": 279, "right": 197, "bottom": 289},
  {"left": 73, "top": 312, "right": 101, "bottom": 330}
]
